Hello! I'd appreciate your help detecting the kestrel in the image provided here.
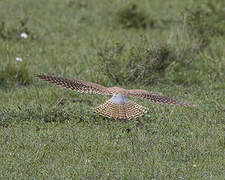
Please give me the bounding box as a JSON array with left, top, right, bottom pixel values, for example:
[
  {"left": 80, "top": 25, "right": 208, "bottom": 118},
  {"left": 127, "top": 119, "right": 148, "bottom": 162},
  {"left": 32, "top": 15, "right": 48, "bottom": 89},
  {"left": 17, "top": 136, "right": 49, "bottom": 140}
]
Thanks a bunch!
[{"left": 36, "top": 75, "right": 196, "bottom": 120}]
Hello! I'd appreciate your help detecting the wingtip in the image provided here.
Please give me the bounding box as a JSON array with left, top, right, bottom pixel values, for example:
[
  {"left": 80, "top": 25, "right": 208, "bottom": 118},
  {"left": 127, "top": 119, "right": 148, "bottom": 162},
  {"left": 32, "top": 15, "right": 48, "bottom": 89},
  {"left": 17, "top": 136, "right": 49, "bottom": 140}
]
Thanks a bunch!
[
  {"left": 34, "top": 74, "right": 43, "bottom": 78},
  {"left": 34, "top": 74, "right": 53, "bottom": 80},
  {"left": 34, "top": 74, "right": 53, "bottom": 82},
  {"left": 183, "top": 102, "right": 197, "bottom": 107},
  {"left": 190, "top": 103, "right": 198, "bottom": 107},
  {"left": 181, "top": 104, "right": 197, "bottom": 108}
]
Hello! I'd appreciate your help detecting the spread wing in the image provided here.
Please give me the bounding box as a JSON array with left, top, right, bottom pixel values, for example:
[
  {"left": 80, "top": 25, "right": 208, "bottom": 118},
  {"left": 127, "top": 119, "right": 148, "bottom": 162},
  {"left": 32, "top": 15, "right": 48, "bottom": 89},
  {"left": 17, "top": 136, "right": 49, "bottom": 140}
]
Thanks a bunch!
[
  {"left": 128, "top": 89, "right": 196, "bottom": 107},
  {"left": 35, "top": 74, "right": 112, "bottom": 95}
]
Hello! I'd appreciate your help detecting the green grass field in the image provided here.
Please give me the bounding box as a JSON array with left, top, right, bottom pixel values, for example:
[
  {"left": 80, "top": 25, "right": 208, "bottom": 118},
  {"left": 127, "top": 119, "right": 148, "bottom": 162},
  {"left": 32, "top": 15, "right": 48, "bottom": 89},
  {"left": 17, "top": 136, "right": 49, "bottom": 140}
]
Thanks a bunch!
[{"left": 0, "top": 0, "right": 225, "bottom": 179}]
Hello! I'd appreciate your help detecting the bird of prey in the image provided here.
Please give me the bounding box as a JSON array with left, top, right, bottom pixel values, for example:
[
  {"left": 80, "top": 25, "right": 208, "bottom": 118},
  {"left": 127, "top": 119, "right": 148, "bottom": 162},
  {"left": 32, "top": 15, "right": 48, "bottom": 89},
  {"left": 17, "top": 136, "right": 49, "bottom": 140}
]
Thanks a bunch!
[{"left": 36, "top": 75, "right": 196, "bottom": 120}]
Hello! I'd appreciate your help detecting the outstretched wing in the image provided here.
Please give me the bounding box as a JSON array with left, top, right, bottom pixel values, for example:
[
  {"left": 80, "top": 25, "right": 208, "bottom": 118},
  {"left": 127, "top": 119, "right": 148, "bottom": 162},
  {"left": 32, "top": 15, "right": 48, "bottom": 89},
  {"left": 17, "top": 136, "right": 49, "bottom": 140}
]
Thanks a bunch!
[
  {"left": 35, "top": 74, "right": 112, "bottom": 95},
  {"left": 128, "top": 89, "right": 196, "bottom": 107}
]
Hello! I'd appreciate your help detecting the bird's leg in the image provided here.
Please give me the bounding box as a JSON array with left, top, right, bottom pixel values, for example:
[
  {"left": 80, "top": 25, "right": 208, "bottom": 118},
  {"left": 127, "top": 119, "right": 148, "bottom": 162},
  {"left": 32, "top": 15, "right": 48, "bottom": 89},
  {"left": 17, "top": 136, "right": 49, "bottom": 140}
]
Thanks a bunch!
[
  {"left": 54, "top": 96, "right": 66, "bottom": 107},
  {"left": 136, "top": 118, "right": 144, "bottom": 129}
]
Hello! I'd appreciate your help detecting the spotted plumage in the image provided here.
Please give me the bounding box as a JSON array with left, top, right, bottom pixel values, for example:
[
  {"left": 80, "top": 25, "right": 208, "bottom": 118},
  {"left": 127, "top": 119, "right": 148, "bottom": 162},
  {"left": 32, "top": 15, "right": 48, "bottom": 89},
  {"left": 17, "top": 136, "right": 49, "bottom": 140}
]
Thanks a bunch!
[
  {"left": 94, "top": 94, "right": 148, "bottom": 120},
  {"left": 36, "top": 75, "right": 196, "bottom": 120}
]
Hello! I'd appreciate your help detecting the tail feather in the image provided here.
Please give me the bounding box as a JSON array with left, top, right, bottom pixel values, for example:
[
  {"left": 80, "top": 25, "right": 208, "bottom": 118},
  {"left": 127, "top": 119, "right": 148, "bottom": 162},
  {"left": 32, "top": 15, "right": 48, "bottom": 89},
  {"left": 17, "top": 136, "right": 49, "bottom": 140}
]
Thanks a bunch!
[
  {"left": 94, "top": 99, "right": 148, "bottom": 120},
  {"left": 126, "top": 102, "right": 148, "bottom": 119}
]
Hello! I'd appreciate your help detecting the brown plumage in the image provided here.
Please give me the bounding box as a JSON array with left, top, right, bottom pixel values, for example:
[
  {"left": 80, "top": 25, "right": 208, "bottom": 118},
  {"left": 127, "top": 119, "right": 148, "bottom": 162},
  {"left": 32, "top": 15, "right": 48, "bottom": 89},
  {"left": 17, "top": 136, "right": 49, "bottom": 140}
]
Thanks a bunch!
[
  {"left": 94, "top": 97, "right": 148, "bottom": 120},
  {"left": 36, "top": 74, "right": 196, "bottom": 120}
]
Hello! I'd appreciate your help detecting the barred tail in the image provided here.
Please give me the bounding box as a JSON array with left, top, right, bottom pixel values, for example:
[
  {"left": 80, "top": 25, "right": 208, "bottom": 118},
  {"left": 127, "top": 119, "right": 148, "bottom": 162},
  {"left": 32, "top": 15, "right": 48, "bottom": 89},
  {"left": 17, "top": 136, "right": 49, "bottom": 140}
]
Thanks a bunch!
[{"left": 94, "top": 99, "right": 148, "bottom": 120}]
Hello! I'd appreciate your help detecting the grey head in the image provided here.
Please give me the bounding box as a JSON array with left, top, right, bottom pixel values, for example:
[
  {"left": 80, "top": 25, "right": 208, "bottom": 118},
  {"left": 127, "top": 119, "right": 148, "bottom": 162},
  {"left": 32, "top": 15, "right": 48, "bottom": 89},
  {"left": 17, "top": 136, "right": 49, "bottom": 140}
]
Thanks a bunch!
[{"left": 111, "top": 93, "right": 129, "bottom": 105}]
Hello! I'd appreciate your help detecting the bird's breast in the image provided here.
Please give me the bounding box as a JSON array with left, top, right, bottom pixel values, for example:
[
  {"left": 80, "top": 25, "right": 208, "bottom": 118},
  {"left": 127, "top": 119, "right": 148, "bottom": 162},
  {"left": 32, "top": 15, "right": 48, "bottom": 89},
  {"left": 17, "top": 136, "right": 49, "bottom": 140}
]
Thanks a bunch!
[{"left": 111, "top": 93, "right": 129, "bottom": 105}]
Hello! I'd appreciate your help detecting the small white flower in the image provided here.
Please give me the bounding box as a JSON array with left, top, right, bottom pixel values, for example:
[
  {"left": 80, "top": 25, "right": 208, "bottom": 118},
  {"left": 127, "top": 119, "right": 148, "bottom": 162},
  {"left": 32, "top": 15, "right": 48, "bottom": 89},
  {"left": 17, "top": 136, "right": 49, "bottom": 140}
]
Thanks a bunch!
[
  {"left": 16, "top": 57, "right": 22, "bottom": 62},
  {"left": 20, "top": 32, "right": 28, "bottom": 39},
  {"left": 193, "top": 164, "right": 197, "bottom": 167},
  {"left": 85, "top": 159, "right": 91, "bottom": 163}
]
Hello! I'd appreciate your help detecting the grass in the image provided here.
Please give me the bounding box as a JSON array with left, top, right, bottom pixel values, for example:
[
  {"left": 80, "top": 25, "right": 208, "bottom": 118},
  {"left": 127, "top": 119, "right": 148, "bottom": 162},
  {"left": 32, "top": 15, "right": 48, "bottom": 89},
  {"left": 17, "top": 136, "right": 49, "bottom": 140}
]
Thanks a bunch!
[{"left": 0, "top": 0, "right": 225, "bottom": 179}]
